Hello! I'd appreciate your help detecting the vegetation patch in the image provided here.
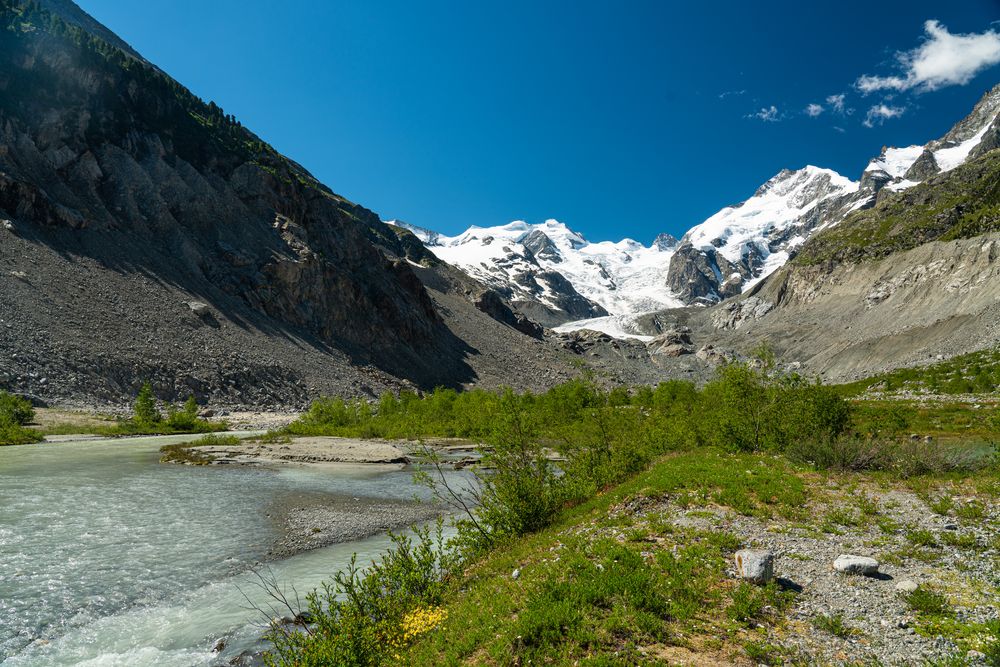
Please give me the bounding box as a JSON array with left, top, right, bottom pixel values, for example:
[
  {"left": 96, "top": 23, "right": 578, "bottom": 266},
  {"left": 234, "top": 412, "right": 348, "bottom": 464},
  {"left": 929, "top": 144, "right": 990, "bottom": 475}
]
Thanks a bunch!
[
  {"left": 840, "top": 347, "right": 1000, "bottom": 396},
  {"left": 158, "top": 433, "right": 241, "bottom": 465},
  {"left": 0, "top": 390, "right": 42, "bottom": 446}
]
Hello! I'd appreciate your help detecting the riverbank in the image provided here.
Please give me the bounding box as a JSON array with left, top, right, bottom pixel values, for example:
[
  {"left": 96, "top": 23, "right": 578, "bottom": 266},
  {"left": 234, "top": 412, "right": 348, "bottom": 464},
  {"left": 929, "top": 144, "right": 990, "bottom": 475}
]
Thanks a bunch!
[
  {"left": 266, "top": 488, "right": 446, "bottom": 559},
  {"left": 193, "top": 436, "right": 412, "bottom": 466}
]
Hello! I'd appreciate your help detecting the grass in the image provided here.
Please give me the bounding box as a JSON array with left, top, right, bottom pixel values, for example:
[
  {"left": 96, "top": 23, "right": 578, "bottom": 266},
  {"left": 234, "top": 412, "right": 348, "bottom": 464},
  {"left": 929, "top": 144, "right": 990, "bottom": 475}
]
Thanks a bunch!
[
  {"left": 839, "top": 348, "right": 1000, "bottom": 397},
  {"left": 394, "top": 451, "right": 804, "bottom": 665},
  {"left": 955, "top": 500, "right": 987, "bottom": 521},
  {"left": 0, "top": 421, "right": 44, "bottom": 446},
  {"left": 941, "top": 532, "right": 979, "bottom": 550},
  {"left": 811, "top": 612, "right": 858, "bottom": 638},
  {"left": 905, "top": 588, "right": 952, "bottom": 617},
  {"left": 906, "top": 529, "right": 939, "bottom": 548}
]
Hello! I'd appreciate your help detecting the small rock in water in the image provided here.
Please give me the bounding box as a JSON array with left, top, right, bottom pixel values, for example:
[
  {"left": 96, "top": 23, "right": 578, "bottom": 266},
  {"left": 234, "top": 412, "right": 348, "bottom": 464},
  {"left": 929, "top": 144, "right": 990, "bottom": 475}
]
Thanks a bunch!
[
  {"left": 734, "top": 549, "right": 774, "bottom": 584},
  {"left": 895, "top": 580, "right": 919, "bottom": 594},
  {"left": 511, "top": 568, "right": 520, "bottom": 580},
  {"left": 833, "top": 554, "right": 879, "bottom": 575},
  {"left": 213, "top": 638, "right": 227, "bottom": 653}
]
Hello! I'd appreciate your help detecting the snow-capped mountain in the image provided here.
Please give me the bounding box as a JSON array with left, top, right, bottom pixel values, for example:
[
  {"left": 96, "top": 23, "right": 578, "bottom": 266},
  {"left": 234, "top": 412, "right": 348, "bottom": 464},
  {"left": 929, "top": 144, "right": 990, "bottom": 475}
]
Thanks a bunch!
[
  {"left": 390, "top": 83, "right": 1000, "bottom": 333},
  {"left": 666, "top": 166, "right": 864, "bottom": 304},
  {"left": 388, "top": 219, "right": 683, "bottom": 327},
  {"left": 862, "top": 84, "right": 1000, "bottom": 192},
  {"left": 666, "top": 83, "right": 1000, "bottom": 305}
]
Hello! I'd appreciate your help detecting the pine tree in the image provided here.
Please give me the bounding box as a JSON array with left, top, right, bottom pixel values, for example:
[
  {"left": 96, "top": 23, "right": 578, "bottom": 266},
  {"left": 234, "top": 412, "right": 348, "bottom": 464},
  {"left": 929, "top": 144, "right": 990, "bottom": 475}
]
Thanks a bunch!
[{"left": 133, "top": 382, "right": 161, "bottom": 426}]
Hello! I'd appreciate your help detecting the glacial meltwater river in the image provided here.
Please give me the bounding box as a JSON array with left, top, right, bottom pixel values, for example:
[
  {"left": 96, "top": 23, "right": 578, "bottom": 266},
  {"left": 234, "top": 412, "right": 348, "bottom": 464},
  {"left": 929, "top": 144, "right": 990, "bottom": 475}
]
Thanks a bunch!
[{"left": 0, "top": 434, "right": 444, "bottom": 666}]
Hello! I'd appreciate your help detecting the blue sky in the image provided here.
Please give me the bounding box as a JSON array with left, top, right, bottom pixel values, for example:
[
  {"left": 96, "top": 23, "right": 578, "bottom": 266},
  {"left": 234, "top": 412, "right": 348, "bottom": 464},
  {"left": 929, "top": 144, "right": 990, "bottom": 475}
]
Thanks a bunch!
[{"left": 78, "top": 1, "right": 1000, "bottom": 242}]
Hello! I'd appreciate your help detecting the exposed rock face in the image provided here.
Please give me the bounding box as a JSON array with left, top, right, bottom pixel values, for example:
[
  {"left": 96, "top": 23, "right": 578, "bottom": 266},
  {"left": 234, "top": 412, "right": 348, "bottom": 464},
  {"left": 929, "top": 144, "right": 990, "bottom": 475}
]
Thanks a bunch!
[
  {"left": 734, "top": 549, "right": 774, "bottom": 584},
  {"left": 711, "top": 296, "right": 774, "bottom": 331},
  {"left": 0, "top": 1, "right": 569, "bottom": 404},
  {"left": 665, "top": 167, "right": 867, "bottom": 306},
  {"left": 664, "top": 84, "right": 1000, "bottom": 308},
  {"left": 648, "top": 327, "right": 693, "bottom": 357},
  {"left": 473, "top": 290, "right": 543, "bottom": 339}
]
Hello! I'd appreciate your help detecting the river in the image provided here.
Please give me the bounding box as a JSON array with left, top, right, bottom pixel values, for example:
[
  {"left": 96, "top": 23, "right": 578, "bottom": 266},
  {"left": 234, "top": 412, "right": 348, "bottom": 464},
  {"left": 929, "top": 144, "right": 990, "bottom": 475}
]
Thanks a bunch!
[{"left": 0, "top": 434, "right": 447, "bottom": 666}]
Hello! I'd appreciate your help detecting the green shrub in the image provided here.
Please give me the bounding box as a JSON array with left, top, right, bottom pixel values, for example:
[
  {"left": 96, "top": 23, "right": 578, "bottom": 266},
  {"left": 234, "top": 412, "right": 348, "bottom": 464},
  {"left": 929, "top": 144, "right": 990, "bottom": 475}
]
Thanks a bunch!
[
  {"left": 0, "top": 391, "right": 34, "bottom": 425},
  {"left": 905, "top": 588, "right": 952, "bottom": 617},
  {"left": 812, "top": 612, "right": 856, "bottom": 638},
  {"left": 265, "top": 524, "right": 453, "bottom": 667},
  {"left": 0, "top": 421, "right": 44, "bottom": 446},
  {"left": 700, "top": 363, "right": 850, "bottom": 454},
  {"left": 727, "top": 582, "right": 793, "bottom": 626},
  {"left": 164, "top": 395, "right": 200, "bottom": 430}
]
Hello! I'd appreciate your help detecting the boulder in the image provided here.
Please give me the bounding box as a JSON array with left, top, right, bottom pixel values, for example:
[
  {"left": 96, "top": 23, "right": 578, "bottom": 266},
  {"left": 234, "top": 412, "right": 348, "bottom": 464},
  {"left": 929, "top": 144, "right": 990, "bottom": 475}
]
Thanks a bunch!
[
  {"left": 895, "top": 579, "right": 919, "bottom": 594},
  {"left": 833, "top": 555, "right": 879, "bottom": 575},
  {"left": 734, "top": 549, "right": 774, "bottom": 584}
]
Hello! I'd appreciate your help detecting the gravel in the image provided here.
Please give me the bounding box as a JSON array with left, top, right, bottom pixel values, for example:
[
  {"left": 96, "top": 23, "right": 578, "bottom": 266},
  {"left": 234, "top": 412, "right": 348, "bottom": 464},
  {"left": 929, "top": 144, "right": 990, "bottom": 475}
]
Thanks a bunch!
[{"left": 641, "top": 484, "right": 1000, "bottom": 665}]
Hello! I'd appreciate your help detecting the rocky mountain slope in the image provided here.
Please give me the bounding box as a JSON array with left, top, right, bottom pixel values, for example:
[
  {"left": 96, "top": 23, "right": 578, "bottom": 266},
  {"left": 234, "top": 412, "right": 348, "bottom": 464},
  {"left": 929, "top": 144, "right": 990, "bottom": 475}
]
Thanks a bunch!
[
  {"left": 405, "top": 84, "right": 1000, "bottom": 324},
  {"left": 0, "top": 0, "right": 580, "bottom": 406}
]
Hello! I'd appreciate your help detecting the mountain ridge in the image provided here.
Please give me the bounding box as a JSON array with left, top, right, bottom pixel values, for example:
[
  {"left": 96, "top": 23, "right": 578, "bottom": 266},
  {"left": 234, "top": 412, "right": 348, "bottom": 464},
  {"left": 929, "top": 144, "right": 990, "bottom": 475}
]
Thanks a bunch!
[{"left": 399, "top": 83, "right": 1000, "bottom": 329}]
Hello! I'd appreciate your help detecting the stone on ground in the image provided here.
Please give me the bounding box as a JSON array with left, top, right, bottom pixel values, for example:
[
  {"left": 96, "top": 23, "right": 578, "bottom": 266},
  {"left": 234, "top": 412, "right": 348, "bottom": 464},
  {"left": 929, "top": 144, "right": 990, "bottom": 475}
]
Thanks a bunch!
[
  {"left": 833, "top": 554, "right": 879, "bottom": 575},
  {"left": 735, "top": 549, "right": 774, "bottom": 584}
]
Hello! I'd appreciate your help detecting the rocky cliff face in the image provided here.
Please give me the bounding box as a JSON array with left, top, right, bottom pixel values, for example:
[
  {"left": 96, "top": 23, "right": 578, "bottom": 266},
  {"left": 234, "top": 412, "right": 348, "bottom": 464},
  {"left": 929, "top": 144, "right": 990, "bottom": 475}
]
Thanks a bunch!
[
  {"left": 682, "top": 146, "right": 1000, "bottom": 381},
  {"left": 0, "top": 1, "right": 564, "bottom": 404}
]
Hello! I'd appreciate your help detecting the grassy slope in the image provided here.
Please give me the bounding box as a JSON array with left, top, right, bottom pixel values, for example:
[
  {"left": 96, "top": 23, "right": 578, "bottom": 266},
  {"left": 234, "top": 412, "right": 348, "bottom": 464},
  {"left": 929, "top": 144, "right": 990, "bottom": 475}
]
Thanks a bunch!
[
  {"left": 397, "top": 449, "right": 1000, "bottom": 666},
  {"left": 400, "top": 451, "right": 805, "bottom": 666},
  {"left": 795, "top": 150, "right": 1000, "bottom": 266}
]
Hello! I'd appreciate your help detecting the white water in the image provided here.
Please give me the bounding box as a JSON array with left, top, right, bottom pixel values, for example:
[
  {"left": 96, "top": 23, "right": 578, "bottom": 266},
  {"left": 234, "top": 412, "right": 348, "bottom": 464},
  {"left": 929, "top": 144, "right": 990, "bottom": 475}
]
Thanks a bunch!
[{"left": 0, "top": 435, "right": 442, "bottom": 666}]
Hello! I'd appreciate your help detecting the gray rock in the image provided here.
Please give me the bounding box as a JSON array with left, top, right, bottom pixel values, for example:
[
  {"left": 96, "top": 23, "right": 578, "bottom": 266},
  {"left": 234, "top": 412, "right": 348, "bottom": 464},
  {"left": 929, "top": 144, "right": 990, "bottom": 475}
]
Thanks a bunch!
[
  {"left": 895, "top": 579, "right": 919, "bottom": 594},
  {"left": 186, "top": 301, "right": 211, "bottom": 316},
  {"left": 833, "top": 555, "right": 879, "bottom": 575},
  {"left": 735, "top": 549, "right": 774, "bottom": 584},
  {"left": 511, "top": 568, "right": 520, "bottom": 580}
]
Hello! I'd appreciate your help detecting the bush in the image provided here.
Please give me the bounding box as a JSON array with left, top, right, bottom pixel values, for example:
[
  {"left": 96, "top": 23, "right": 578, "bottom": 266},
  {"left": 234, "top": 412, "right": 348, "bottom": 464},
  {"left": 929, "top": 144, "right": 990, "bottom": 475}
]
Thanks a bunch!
[
  {"left": 785, "top": 433, "right": 993, "bottom": 476},
  {"left": 700, "top": 363, "right": 851, "bottom": 453},
  {"left": 265, "top": 524, "right": 453, "bottom": 667},
  {"left": 0, "top": 391, "right": 34, "bottom": 426},
  {"left": 165, "top": 395, "right": 200, "bottom": 430},
  {"left": 0, "top": 421, "right": 44, "bottom": 446},
  {"left": 0, "top": 391, "right": 41, "bottom": 446}
]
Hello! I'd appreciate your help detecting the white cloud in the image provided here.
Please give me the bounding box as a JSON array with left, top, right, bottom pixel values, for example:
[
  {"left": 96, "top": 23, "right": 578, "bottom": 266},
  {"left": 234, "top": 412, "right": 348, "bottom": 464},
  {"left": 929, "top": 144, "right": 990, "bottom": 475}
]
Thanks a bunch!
[
  {"left": 863, "top": 103, "right": 906, "bottom": 127},
  {"left": 805, "top": 103, "right": 824, "bottom": 117},
  {"left": 856, "top": 20, "right": 1000, "bottom": 94},
  {"left": 747, "top": 105, "right": 780, "bottom": 122},
  {"left": 718, "top": 89, "right": 746, "bottom": 99},
  {"left": 826, "top": 94, "right": 846, "bottom": 113}
]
